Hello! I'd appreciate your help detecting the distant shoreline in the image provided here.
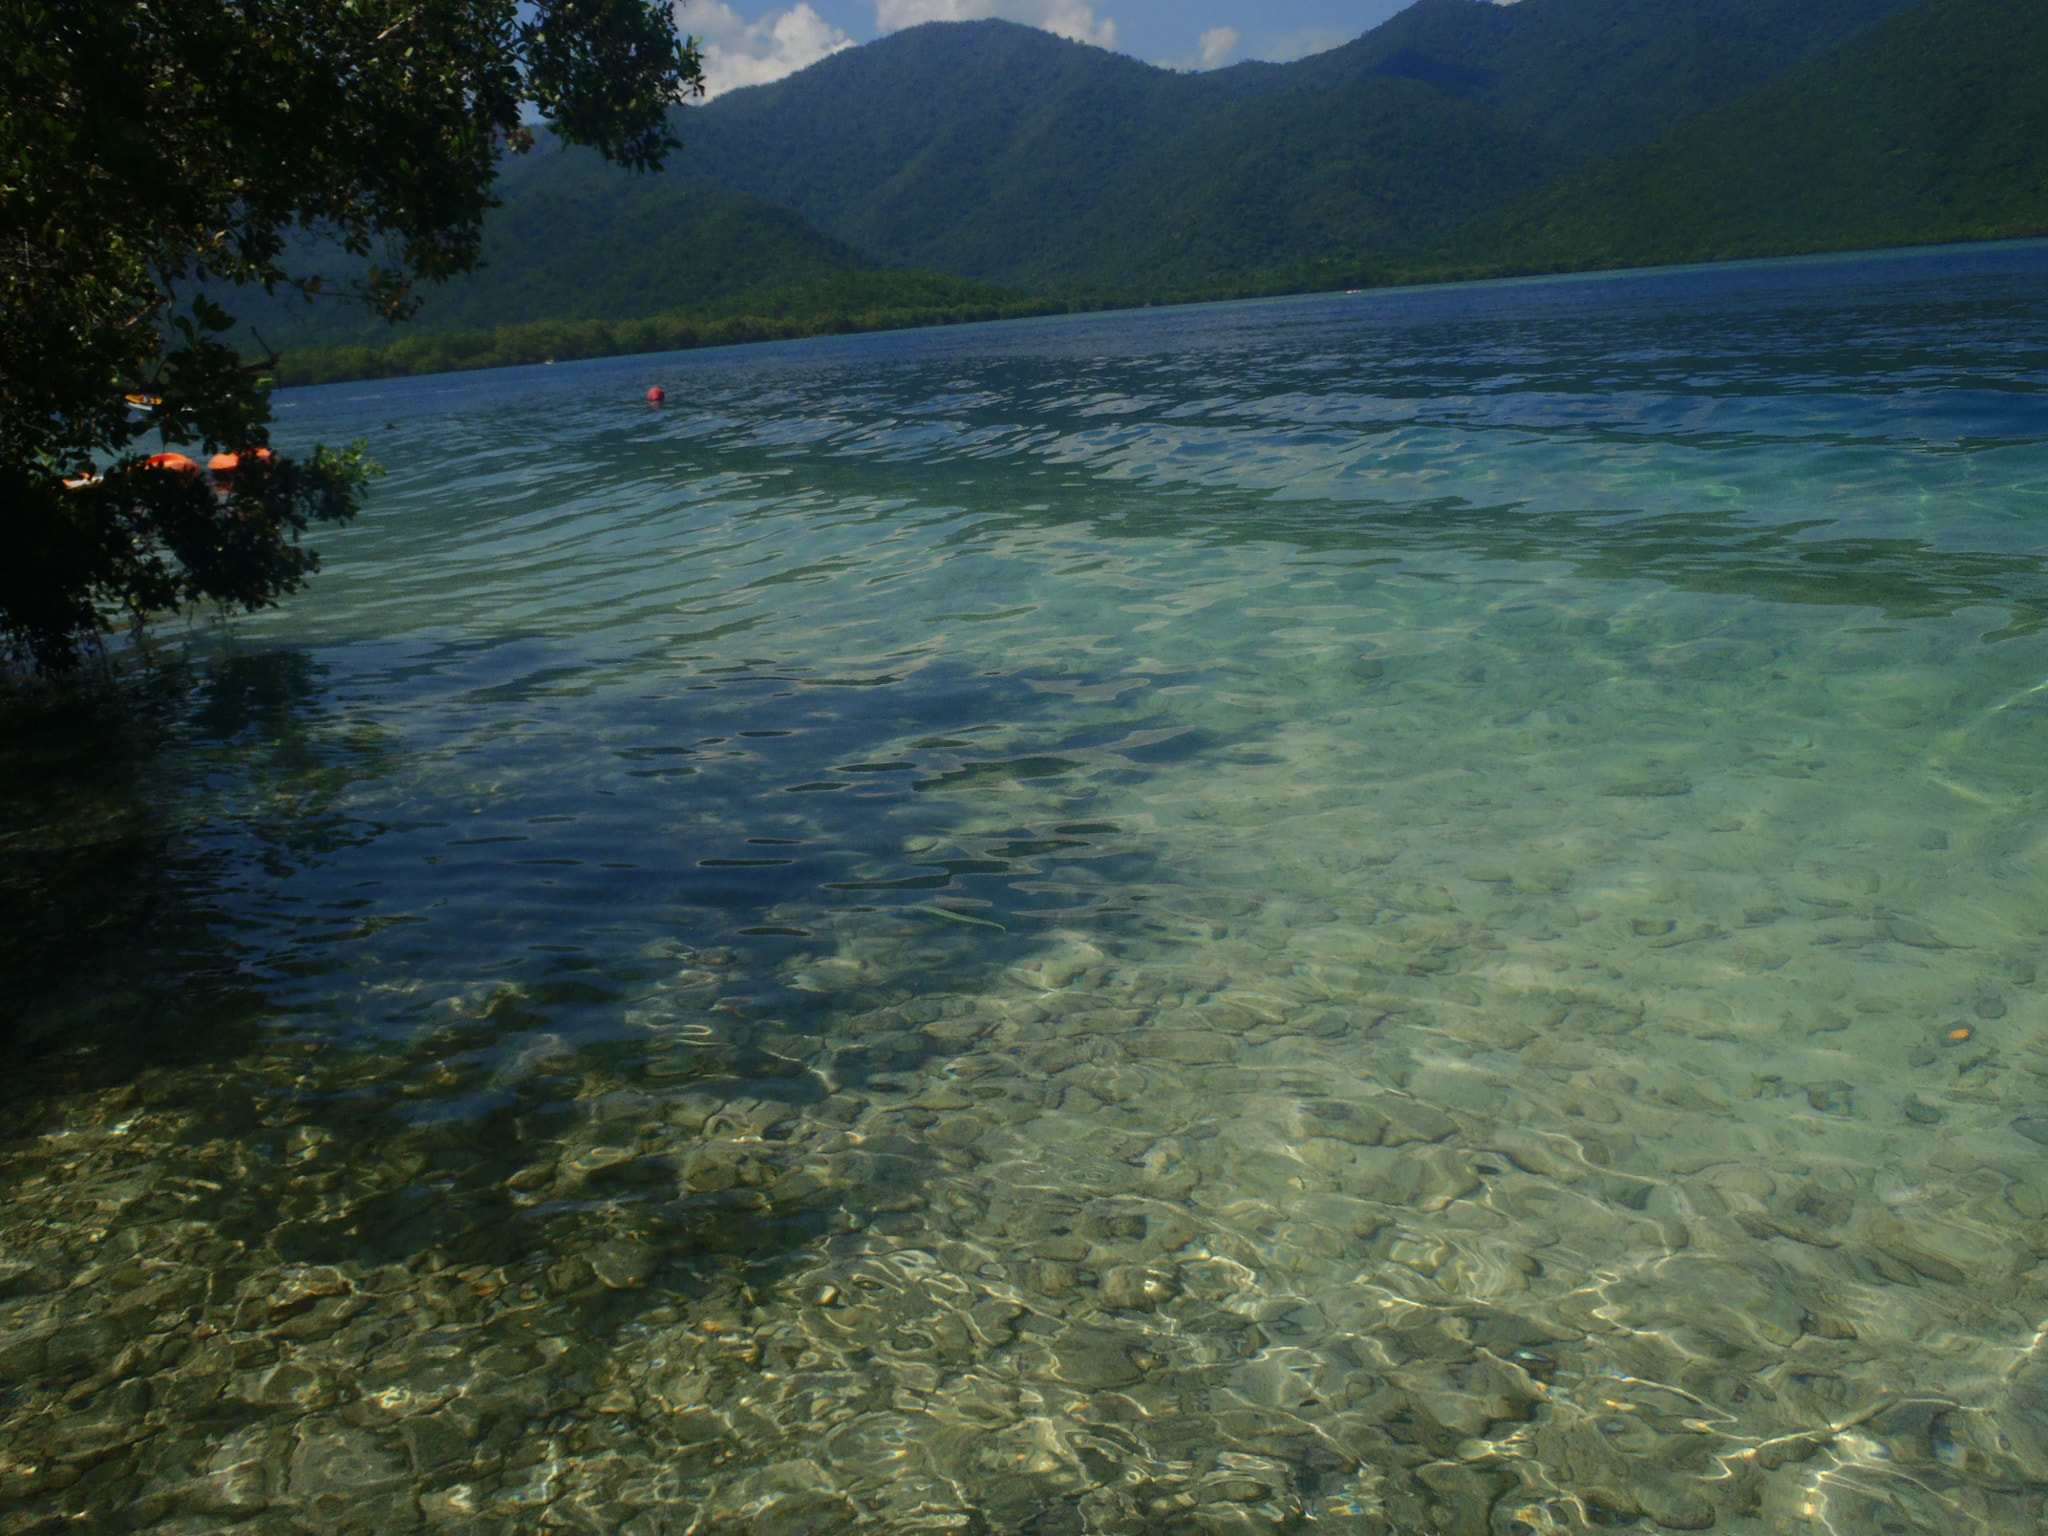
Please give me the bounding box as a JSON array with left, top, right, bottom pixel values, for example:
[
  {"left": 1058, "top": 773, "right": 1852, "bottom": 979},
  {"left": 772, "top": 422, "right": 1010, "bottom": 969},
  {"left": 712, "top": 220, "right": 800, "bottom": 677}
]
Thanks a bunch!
[
  {"left": 270, "top": 295, "right": 1106, "bottom": 389},
  {"left": 275, "top": 230, "right": 2048, "bottom": 390}
]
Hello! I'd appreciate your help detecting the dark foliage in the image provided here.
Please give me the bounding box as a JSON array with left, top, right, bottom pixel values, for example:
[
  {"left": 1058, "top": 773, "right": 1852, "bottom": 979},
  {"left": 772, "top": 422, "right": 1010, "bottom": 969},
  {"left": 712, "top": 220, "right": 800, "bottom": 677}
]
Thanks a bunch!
[
  {"left": 0, "top": 445, "right": 373, "bottom": 676},
  {"left": 1459, "top": 0, "right": 2048, "bottom": 271},
  {"left": 222, "top": 178, "right": 877, "bottom": 353},
  {"left": 270, "top": 274, "right": 1094, "bottom": 386},
  {"left": 0, "top": 0, "right": 702, "bottom": 670},
  {"left": 1282, "top": 0, "right": 1932, "bottom": 161}
]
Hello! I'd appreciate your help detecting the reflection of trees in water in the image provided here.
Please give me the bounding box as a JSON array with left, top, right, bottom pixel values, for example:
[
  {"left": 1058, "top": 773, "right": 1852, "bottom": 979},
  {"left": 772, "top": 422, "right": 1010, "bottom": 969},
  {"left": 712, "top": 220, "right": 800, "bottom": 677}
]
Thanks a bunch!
[{"left": 0, "top": 649, "right": 393, "bottom": 1091}]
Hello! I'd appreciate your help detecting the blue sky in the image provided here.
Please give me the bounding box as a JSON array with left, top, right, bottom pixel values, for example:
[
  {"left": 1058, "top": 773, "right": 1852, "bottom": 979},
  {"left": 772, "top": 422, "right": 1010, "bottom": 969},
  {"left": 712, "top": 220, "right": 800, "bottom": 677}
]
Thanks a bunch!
[{"left": 680, "top": 0, "right": 1429, "bottom": 97}]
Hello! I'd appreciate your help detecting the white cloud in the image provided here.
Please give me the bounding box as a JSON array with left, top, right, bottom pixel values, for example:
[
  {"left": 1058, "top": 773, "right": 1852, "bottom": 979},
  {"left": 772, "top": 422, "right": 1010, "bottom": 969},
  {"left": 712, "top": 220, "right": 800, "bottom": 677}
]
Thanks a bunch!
[
  {"left": 682, "top": 2, "right": 856, "bottom": 98},
  {"left": 873, "top": 0, "right": 1118, "bottom": 52},
  {"left": 1160, "top": 23, "right": 1240, "bottom": 72},
  {"left": 1197, "top": 26, "right": 1239, "bottom": 68}
]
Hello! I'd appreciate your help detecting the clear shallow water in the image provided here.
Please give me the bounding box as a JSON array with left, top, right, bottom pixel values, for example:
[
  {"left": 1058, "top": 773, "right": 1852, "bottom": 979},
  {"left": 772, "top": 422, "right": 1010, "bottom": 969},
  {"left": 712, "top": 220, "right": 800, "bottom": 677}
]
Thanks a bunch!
[{"left": 5, "top": 242, "right": 2048, "bottom": 1536}]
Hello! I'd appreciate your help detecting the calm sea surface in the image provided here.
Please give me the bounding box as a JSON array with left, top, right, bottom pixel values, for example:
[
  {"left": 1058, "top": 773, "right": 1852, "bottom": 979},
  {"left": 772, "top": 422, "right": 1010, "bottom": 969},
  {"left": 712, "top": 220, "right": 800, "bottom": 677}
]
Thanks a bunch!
[{"left": 5, "top": 242, "right": 2048, "bottom": 1536}]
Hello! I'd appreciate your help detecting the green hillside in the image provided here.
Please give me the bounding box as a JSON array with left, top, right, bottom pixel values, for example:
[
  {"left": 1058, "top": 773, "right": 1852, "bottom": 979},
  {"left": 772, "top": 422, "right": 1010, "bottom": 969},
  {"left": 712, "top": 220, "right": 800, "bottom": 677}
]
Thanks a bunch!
[
  {"left": 228, "top": 180, "right": 875, "bottom": 352},
  {"left": 1284, "top": 0, "right": 1931, "bottom": 162},
  {"left": 270, "top": 272, "right": 1076, "bottom": 387},
  {"left": 650, "top": 0, "right": 1925, "bottom": 289},
  {"left": 264, "top": 0, "right": 2043, "bottom": 387},
  {"left": 1030, "top": 75, "right": 1556, "bottom": 291},
  {"left": 1066, "top": 0, "right": 1934, "bottom": 289},
  {"left": 1468, "top": 0, "right": 2048, "bottom": 271}
]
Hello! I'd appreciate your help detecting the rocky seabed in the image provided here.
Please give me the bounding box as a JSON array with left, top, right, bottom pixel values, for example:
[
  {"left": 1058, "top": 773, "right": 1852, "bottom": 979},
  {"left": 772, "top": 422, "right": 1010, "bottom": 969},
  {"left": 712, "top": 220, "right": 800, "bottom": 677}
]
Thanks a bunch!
[{"left": 5, "top": 834, "right": 2048, "bottom": 1536}]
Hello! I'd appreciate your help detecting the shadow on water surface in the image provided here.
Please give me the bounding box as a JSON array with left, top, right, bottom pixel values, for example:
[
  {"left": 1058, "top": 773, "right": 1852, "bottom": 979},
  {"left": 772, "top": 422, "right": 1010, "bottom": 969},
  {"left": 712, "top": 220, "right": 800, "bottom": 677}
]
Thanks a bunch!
[
  {"left": 0, "top": 651, "right": 373, "bottom": 1071},
  {"left": 0, "top": 631, "right": 1251, "bottom": 1536},
  {"left": 0, "top": 629, "right": 1110, "bottom": 1179},
  {"left": 0, "top": 643, "right": 1123, "bottom": 1532}
]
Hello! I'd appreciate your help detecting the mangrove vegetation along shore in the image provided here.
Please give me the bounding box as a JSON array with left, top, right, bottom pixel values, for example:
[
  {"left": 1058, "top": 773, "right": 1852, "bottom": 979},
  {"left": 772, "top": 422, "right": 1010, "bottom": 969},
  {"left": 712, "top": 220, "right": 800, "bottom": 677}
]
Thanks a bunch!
[
  {"left": 274, "top": 230, "right": 2048, "bottom": 390},
  {"left": 270, "top": 273, "right": 1111, "bottom": 386}
]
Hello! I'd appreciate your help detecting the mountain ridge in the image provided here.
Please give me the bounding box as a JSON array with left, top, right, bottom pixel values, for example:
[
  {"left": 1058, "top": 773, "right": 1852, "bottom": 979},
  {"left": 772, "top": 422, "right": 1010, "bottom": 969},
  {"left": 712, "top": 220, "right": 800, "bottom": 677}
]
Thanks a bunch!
[
  {"left": 653, "top": 0, "right": 1931, "bottom": 287},
  {"left": 259, "top": 0, "right": 2047, "bottom": 382}
]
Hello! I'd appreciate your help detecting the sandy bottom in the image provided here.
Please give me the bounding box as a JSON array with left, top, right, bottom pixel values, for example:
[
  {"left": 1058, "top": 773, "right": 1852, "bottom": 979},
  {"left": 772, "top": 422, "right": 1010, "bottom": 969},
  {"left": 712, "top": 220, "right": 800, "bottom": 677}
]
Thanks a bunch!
[{"left": 6, "top": 553, "right": 2048, "bottom": 1536}]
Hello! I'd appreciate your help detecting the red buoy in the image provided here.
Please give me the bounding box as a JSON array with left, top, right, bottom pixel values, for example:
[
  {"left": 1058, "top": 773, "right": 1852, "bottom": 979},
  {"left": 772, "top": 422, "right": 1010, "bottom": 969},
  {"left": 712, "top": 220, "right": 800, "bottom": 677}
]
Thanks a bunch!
[{"left": 646, "top": 386, "right": 665, "bottom": 404}]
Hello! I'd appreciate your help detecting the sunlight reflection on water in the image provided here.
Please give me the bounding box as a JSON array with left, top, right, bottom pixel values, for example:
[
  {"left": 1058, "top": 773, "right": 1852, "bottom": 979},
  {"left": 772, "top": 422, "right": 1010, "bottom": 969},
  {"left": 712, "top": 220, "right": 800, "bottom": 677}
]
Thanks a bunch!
[{"left": 4, "top": 241, "right": 2048, "bottom": 1535}]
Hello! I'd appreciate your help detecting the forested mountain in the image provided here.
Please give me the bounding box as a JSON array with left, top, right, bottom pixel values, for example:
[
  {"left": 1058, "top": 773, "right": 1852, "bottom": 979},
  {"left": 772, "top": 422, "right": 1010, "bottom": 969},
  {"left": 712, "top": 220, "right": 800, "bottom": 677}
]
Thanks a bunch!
[
  {"left": 227, "top": 181, "right": 874, "bottom": 351},
  {"left": 576, "top": 0, "right": 1930, "bottom": 290},
  {"left": 267, "top": 0, "right": 2046, "bottom": 382},
  {"left": 1275, "top": 0, "right": 1933, "bottom": 159},
  {"left": 1462, "top": 0, "right": 2048, "bottom": 270}
]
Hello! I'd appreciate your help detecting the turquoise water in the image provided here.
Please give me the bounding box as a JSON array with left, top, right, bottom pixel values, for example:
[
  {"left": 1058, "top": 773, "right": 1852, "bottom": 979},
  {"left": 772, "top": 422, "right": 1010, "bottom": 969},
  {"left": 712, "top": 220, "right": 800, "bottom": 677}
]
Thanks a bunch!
[{"left": 5, "top": 241, "right": 2048, "bottom": 1535}]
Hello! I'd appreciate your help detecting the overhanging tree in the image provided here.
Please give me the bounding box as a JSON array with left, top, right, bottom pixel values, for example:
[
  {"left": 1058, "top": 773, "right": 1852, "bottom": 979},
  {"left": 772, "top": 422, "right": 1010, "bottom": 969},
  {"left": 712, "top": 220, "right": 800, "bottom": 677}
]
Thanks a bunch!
[{"left": 0, "top": 0, "right": 703, "bottom": 671}]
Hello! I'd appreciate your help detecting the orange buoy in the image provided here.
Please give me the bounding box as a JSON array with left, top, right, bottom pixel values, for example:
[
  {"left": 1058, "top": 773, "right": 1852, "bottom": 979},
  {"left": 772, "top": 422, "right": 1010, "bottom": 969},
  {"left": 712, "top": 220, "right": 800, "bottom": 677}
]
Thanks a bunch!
[
  {"left": 208, "top": 448, "right": 278, "bottom": 481},
  {"left": 647, "top": 386, "right": 665, "bottom": 404},
  {"left": 143, "top": 453, "right": 201, "bottom": 478}
]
